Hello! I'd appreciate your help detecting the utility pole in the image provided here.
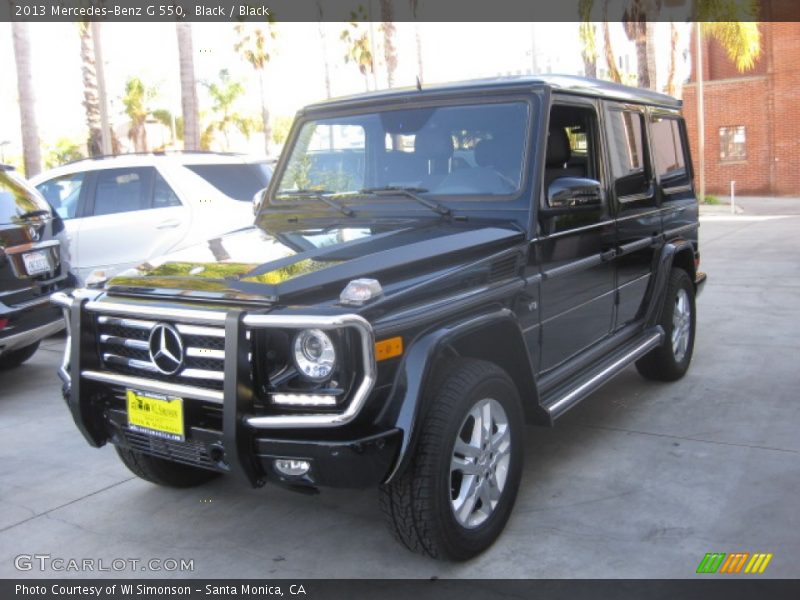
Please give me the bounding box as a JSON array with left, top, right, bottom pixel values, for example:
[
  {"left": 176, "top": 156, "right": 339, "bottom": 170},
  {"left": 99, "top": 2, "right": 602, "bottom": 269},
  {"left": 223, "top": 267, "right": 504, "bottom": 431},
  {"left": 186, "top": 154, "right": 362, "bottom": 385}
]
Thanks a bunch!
[
  {"left": 695, "top": 22, "right": 705, "bottom": 203},
  {"left": 92, "top": 22, "right": 112, "bottom": 155}
]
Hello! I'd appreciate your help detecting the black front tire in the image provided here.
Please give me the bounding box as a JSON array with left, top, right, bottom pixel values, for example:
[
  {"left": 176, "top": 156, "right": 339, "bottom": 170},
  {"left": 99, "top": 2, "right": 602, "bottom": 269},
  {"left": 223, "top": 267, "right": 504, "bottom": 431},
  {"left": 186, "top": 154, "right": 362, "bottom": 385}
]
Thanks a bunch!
[
  {"left": 379, "top": 358, "right": 524, "bottom": 561},
  {"left": 0, "top": 341, "right": 40, "bottom": 370},
  {"left": 636, "top": 268, "right": 696, "bottom": 381},
  {"left": 115, "top": 446, "right": 218, "bottom": 488}
]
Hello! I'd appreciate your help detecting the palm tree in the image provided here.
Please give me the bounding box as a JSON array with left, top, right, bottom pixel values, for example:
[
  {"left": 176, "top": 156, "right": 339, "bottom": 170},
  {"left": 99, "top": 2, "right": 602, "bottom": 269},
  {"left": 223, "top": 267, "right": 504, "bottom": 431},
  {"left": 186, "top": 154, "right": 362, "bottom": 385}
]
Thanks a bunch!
[
  {"left": 665, "top": 22, "right": 680, "bottom": 96},
  {"left": 77, "top": 22, "right": 104, "bottom": 157},
  {"left": 379, "top": 0, "right": 397, "bottom": 88},
  {"left": 122, "top": 77, "right": 156, "bottom": 152},
  {"left": 176, "top": 23, "right": 200, "bottom": 151},
  {"left": 315, "top": 2, "right": 333, "bottom": 98},
  {"left": 234, "top": 20, "right": 278, "bottom": 155},
  {"left": 699, "top": 21, "right": 761, "bottom": 71},
  {"left": 11, "top": 22, "right": 42, "bottom": 176},
  {"left": 340, "top": 9, "right": 375, "bottom": 92},
  {"left": 602, "top": 1, "right": 623, "bottom": 84},
  {"left": 202, "top": 69, "right": 253, "bottom": 151},
  {"left": 579, "top": 0, "right": 598, "bottom": 78},
  {"left": 622, "top": 0, "right": 660, "bottom": 89}
]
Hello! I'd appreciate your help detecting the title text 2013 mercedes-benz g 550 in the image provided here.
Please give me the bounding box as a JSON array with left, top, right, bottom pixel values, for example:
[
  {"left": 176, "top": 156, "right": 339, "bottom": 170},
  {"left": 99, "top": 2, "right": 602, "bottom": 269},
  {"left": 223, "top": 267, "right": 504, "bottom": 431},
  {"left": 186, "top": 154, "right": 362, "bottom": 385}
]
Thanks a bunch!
[{"left": 53, "top": 75, "right": 706, "bottom": 560}]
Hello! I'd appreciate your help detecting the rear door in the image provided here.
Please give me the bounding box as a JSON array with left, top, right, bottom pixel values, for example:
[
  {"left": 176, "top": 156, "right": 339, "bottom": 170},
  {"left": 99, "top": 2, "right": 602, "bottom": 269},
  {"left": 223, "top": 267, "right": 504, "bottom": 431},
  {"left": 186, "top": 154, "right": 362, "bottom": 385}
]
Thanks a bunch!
[
  {"left": 604, "top": 103, "right": 661, "bottom": 329},
  {"left": 75, "top": 166, "right": 189, "bottom": 279}
]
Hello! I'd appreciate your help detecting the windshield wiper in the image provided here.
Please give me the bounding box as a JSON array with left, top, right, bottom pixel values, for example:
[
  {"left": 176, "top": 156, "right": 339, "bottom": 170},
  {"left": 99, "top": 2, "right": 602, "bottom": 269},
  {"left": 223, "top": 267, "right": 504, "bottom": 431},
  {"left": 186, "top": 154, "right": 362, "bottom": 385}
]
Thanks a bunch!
[
  {"left": 19, "top": 209, "right": 51, "bottom": 218},
  {"left": 359, "top": 186, "right": 451, "bottom": 216},
  {"left": 276, "top": 189, "right": 354, "bottom": 217}
]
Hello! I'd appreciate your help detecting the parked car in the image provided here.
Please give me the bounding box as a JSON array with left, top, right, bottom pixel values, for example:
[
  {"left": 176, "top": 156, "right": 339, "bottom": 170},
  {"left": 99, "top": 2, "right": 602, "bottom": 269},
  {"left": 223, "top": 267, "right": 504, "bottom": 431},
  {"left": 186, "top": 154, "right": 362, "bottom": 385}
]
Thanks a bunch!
[
  {"left": 0, "top": 166, "right": 68, "bottom": 369},
  {"left": 53, "top": 75, "right": 705, "bottom": 560},
  {"left": 31, "top": 152, "right": 272, "bottom": 286}
]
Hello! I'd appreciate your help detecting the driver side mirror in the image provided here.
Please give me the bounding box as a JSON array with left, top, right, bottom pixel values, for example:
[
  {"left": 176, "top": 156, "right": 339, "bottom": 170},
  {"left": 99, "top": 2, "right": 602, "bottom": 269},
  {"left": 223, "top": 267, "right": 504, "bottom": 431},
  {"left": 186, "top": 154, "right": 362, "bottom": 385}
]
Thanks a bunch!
[{"left": 547, "top": 177, "right": 603, "bottom": 209}]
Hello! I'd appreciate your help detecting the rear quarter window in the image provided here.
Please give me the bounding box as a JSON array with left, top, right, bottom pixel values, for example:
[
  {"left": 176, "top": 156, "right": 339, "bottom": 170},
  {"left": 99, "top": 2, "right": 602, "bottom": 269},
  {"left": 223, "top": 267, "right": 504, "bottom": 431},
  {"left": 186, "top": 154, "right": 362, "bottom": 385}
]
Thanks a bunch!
[{"left": 184, "top": 163, "right": 272, "bottom": 201}]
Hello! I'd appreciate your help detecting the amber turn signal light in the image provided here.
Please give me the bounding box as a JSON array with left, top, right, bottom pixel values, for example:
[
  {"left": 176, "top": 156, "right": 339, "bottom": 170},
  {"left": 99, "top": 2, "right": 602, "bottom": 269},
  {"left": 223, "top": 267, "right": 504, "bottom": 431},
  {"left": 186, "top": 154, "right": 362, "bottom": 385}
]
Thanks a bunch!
[{"left": 375, "top": 336, "right": 403, "bottom": 361}]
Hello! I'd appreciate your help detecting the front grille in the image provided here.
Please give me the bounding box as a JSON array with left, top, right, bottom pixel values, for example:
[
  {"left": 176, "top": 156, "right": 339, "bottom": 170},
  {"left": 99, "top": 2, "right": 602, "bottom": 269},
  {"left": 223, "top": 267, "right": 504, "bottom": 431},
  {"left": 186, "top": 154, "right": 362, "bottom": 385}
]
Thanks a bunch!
[
  {"left": 118, "top": 426, "right": 222, "bottom": 471},
  {"left": 96, "top": 315, "right": 228, "bottom": 390}
]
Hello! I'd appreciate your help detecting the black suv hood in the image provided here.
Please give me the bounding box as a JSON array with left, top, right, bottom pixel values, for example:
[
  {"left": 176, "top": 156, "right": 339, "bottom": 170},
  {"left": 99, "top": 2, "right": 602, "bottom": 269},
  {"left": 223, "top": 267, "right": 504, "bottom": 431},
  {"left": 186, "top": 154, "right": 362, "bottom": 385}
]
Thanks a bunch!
[{"left": 106, "top": 219, "right": 524, "bottom": 306}]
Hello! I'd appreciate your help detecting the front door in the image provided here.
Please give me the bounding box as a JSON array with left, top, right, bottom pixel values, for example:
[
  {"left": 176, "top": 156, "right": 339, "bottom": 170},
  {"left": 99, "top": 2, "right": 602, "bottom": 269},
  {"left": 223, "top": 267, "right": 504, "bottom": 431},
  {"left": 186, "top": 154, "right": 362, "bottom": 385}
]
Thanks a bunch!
[{"left": 534, "top": 99, "right": 616, "bottom": 372}]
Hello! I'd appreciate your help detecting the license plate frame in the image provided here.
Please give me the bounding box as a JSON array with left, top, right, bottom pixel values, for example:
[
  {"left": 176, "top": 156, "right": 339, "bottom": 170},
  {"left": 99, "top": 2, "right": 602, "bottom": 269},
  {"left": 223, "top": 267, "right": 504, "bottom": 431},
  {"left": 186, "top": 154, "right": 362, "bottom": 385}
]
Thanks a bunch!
[
  {"left": 126, "top": 389, "right": 185, "bottom": 442},
  {"left": 22, "top": 250, "right": 50, "bottom": 276}
]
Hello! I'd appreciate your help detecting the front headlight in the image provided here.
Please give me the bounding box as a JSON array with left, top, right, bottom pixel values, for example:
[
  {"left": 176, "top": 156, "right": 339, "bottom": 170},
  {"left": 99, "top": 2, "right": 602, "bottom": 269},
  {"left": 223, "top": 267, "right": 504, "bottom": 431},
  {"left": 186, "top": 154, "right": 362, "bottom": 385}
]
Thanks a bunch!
[{"left": 293, "top": 328, "right": 336, "bottom": 381}]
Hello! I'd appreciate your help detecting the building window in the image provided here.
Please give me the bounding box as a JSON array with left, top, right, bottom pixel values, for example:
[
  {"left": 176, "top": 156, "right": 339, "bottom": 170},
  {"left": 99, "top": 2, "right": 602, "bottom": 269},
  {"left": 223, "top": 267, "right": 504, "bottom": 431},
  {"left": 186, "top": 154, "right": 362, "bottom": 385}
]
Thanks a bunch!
[{"left": 719, "top": 126, "right": 746, "bottom": 161}]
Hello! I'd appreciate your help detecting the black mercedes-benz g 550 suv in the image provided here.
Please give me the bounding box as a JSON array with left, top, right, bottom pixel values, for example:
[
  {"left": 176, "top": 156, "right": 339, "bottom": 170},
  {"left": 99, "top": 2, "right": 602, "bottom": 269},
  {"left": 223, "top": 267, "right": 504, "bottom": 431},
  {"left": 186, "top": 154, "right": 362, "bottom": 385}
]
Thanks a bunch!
[
  {"left": 1, "top": 166, "right": 67, "bottom": 369},
  {"left": 53, "top": 75, "right": 706, "bottom": 560}
]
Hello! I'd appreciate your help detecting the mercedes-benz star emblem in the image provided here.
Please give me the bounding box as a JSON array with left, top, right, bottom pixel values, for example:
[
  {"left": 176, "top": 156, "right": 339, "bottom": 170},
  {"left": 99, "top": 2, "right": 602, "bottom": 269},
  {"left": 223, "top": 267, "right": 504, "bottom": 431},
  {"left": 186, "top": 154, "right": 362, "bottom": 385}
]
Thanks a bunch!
[{"left": 148, "top": 323, "right": 185, "bottom": 375}]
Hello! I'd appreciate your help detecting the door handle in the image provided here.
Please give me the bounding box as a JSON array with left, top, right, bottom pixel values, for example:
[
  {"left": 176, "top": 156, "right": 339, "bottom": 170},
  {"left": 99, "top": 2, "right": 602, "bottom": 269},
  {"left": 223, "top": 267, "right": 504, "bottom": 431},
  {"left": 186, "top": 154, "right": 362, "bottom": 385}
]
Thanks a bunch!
[
  {"left": 156, "top": 219, "right": 181, "bottom": 229},
  {"left": 600, "top": 249, "right": 617, "bottom": 262}
]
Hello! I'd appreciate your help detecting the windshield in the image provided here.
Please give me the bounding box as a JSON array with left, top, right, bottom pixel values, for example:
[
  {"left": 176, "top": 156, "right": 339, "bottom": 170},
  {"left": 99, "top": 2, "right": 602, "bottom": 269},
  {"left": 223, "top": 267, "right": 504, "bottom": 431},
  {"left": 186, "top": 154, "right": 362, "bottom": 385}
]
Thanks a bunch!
[{"left": 275, "top": 101, "right": 529, "bottom": 200}]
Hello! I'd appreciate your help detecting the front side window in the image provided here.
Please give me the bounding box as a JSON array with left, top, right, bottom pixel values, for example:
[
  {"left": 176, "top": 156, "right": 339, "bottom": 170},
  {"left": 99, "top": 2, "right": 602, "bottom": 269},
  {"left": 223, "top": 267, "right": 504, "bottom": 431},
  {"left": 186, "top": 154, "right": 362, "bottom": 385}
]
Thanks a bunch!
[
  {"left": 91, "top": 167, "right": 154, "bottom": 216},
  {"left": 719, "top": 126, "right": 746, "bottom": 161},
  {"left": 275, "top": 101, "right": 530, "bottom": 200}
]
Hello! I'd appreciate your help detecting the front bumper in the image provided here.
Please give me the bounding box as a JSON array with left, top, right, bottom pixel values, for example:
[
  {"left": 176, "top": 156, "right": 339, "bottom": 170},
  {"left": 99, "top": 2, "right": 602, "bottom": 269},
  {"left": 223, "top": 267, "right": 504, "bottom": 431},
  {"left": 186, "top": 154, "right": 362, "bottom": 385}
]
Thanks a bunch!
[{"left": 52, "top": 291, "right": 392, "bottom": 490}]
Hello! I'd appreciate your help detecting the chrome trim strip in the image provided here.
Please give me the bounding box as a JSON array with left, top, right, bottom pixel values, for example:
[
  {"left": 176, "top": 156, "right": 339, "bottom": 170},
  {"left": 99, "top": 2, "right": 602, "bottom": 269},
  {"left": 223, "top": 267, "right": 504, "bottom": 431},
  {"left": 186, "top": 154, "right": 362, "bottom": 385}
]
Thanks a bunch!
[
  {"left": 186, "top": 347, "right": 225, "bottom": 360},
  {"left": 618, "top": 192, "right": 653, "bottom": 204},
  {"left": 97, "top": 316, "right": 156, "bottom": 330},
  {"left": 663, "top": 184, "right": 693, "bottom": 195},
  {"left": 51, "top": 291, "right": 74, "bottom": 309},
  {"left": 246, "top": 314, "right": 376, "bottom": 429},
  {"left": 85, "top": 301, "right": 227, "bottom": 325},
  {"left": 546, "top": 331, "right": 663, "bottom": 417},
  {"left": 542, "top": 254, "right": 603, "bottom": 280},
  {"left": 176, "top": 324, "right": 226, "bottom": 338},
  {"left": 537, "top": 219, "right": 615, "bottom": 240},
  {"left": 4, "top": 239, "right": 60, "bottom": 255},
  {"left": 99, "top": 335, "right": 149, "bottom": 351},
  {"left": 180, "top": 368, "right": 225, "bottom": 382},
  {"left": 81, "top": 370, "right": 224, "bottom": 403},
  {"left": 0, "top": 318, "right": 65, "bottom": 351},
  {"left": 102, "top": 353, "right": 158, "bottom": 373},
  {"left": 618, "top": 237, "right": 656, "bottom": 255}
]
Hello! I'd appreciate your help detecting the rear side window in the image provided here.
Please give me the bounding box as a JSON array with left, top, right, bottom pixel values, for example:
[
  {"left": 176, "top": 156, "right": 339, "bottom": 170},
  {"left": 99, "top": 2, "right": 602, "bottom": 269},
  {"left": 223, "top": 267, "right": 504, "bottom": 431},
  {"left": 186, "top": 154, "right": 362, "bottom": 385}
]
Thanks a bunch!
[
  {"left": 185, "top": 163, "right": 272, "bottom": 201},
  {"left": 606, "top": 108, "right": 652, "bottom": 200},
  {"left": 0, "top": 169, "right": 52, "bottom": 224},
  {"left": 36, "top": 172, "right": 85, "bottom": 220},
  {"left": 91, "top": 168, "right": 154, "bottom": 216},
  {"left": 650, "top": 116, "right": 690, "bottom": 190}
]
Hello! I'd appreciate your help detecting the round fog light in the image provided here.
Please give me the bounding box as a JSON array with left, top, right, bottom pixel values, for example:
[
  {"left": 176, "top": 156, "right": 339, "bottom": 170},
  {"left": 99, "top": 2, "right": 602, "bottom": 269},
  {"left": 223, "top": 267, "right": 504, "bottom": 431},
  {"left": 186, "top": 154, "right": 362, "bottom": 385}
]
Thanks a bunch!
[{"left": 274, "top": 459, "right": 310, "bottom": 477}]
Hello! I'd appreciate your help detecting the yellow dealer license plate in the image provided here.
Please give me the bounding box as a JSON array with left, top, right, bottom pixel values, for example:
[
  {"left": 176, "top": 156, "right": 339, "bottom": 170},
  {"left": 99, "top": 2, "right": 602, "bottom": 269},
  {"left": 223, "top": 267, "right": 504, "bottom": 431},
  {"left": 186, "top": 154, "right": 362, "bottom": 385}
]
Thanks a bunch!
[{"left": 126, "top": 390, "right": 185, "bottom": 442}]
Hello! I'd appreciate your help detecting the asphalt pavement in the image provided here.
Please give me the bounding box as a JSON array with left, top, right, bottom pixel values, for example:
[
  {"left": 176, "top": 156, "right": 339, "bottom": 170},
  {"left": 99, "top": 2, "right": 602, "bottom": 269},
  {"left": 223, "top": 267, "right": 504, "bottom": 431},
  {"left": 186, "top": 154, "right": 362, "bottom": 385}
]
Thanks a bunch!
[{"left": 1, "top": 206, "right": 798, "bottom": 578}]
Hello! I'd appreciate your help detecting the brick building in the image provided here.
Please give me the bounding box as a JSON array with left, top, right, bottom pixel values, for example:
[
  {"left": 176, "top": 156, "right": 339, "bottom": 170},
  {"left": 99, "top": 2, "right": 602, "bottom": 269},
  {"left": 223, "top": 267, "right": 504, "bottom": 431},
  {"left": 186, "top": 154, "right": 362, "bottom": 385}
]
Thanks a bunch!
[{"left": 682, "top": 11, "right": 800, "bottom": 196}]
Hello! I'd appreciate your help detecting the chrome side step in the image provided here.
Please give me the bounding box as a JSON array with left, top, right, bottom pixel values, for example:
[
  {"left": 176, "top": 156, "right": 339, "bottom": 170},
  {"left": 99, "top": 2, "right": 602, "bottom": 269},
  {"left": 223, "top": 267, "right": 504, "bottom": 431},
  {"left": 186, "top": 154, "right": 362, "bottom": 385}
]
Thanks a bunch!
[{"left": 543, "top": 327, "right": 664, "bottom": 420}]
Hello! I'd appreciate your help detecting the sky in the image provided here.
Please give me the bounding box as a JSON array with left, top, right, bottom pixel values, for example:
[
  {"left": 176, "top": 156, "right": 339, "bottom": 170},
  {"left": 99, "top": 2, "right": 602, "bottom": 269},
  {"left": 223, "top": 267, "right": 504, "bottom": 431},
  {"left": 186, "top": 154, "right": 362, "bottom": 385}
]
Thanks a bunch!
[{"left": 0, "top": 21, "right": 690, "bottom": 166}]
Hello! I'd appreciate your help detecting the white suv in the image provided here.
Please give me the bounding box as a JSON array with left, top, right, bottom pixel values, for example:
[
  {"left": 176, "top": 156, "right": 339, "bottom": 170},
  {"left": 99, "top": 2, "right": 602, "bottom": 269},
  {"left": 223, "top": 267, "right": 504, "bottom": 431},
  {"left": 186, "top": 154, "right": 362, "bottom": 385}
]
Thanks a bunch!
[{"left": 31, "top": 152, "right": 271, "bottom": 286}]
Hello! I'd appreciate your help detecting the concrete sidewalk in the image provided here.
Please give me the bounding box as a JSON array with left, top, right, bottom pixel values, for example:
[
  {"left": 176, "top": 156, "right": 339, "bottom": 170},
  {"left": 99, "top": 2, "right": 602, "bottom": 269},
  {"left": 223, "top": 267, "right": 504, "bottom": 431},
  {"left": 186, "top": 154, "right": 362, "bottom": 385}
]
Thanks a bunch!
[{"left": 700, "top": 195, "right": 800, "bottom": 216}]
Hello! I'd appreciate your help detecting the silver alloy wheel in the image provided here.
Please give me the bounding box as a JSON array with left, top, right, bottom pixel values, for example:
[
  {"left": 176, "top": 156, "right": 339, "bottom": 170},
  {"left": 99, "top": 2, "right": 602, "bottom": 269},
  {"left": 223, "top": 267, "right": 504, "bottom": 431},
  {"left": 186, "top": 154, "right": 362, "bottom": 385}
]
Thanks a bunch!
[
  {"left": 672, "top": 288, "right": 692, "bottom": 362},
  {"left": 450, "top": 397, "right": 511, "bottom": 529}
]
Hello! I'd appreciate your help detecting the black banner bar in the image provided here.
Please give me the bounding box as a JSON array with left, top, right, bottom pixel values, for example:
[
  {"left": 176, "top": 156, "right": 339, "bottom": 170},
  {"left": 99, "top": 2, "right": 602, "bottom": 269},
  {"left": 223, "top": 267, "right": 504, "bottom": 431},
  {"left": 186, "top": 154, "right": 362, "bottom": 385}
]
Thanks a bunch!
[
  {"left": 2, "top": 0, "right": 799, "bottom": 23},
  {"left": 4, "top": 579, "right": 800, "bottom": 600}
]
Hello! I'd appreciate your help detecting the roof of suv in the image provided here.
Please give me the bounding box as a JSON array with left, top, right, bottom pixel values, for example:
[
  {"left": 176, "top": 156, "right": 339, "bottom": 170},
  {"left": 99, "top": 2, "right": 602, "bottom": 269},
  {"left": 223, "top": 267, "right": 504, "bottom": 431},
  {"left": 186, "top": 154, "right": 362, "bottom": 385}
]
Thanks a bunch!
[
  {"left": 30, "top": 151, "right": 272, "bottom": 182},
  {"left": 303, "top": 74, "right": 682, "bottom": 112}
]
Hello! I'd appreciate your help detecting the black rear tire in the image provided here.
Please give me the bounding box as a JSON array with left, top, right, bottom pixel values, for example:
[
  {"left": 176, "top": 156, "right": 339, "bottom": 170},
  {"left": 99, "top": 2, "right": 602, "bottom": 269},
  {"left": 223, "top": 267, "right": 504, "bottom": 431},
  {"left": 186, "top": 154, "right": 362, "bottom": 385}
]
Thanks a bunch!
[
  {"left": 115, "top": 446, "right": 218, "bottom": 488},
  {"left": 636, "top": 268, "right": 696, "bottom": 381},
  {"left": 0, "top": 341, "right": 40, "bottom": 370},
  {"left": 379, "top": 358, "right": 524, "bottom": 560}
]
